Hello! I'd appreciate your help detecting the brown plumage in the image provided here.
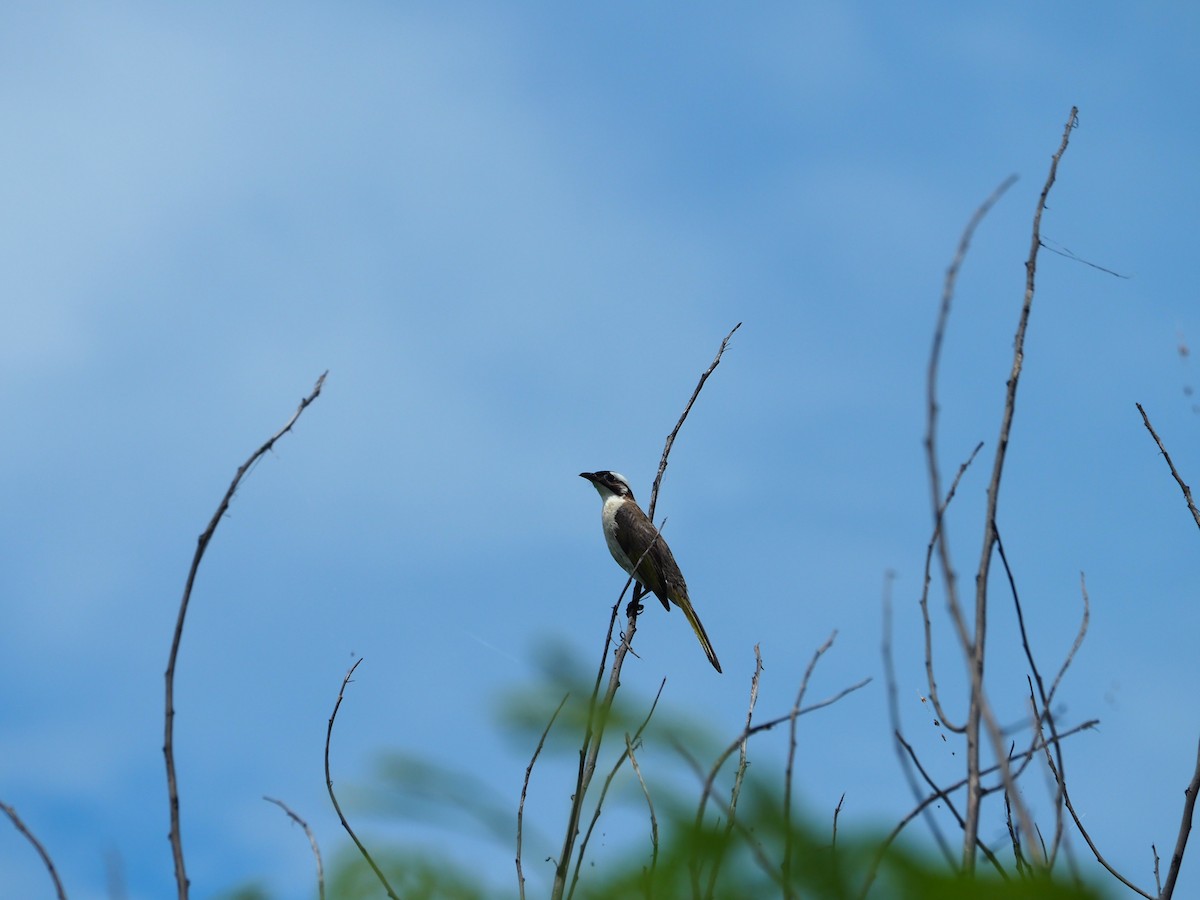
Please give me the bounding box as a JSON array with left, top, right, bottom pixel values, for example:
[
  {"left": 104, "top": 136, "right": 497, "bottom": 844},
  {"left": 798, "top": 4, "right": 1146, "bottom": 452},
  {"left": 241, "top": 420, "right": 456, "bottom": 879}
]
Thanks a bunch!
[{"left": 580, "top": 471, "right": 722, "bottom": 673}]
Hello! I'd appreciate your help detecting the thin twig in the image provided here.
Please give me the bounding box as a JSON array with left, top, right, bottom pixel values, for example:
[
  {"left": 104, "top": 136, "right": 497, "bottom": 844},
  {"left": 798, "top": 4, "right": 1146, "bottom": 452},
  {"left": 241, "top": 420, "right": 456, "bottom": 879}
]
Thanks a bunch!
[
  {"left": 164, "top": 371, "right": 326, "bottom": 900},
  {"left": 832, "top": 793, "right": 846, "bottom": 851},
  {"left": 1136, "top": 403, "right": 1200, "bottom": 532},
  {"left": 324, "top": 659, "right": 400, "bottom": 900},
  {"left": 570, "top": 681, "right": 666, "bottom": 899},
  {"left": 920, "top": 440, "right": 984, "bottom": 739},
  {"left": 673, "top": 741, "right": 783, "bottom": 891},
  {"left": 694, "top": 676, "right": 872, "bottom": 826},
  {"left": 885, "top": 568, "right": 955, "bottom": 866},
  {"left": 704, "top": 645, "right": 764, "bottom": 898},
  {"left": 925, "top": 172, "right": 1015, "bottom": 735},
  {"left": 962, "top": 107, "right": 1077, "bottom": 871},
  {"left": 517, "top": 693, "right": 569, "bottom": 900},
  {"left": 1038, "top": 237, "right": 1129, "bottom": 278},
  {"left": 263, "top": 796, "right": 325, "bottom": 900},
  {"left": 1132, "top": 402, "right": 1200, "bottom": 898},
  {"left": 858, "top": 717, "right": 1098, "bottom": 899},
  {"left": 647, "top": 322, "right": 741, "bottom": 522},
  {"left": 994, "top": 524, "right": 1072, "bottom": 863},
  {"left": 624, "top": 733, "right": 658, "bottom": 882},
  {"left": 783, "top": 632, "right": 837, "bottom": 896},
  {"left": 893, "top": 734, "right": 1006, "bottom": 877},
  {"left": 1, "top": 800, "right": 68, "bottom": 900},
  {"left": 1032, "top": 696, "right": 1154, "bottom": 898}
]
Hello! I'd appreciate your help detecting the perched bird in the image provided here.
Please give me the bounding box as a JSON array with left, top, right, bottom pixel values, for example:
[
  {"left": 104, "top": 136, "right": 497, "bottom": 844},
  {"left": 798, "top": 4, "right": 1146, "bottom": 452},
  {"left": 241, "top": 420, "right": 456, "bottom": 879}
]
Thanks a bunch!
[{"left": 579, "top": 471, "right": 722, "bottom": 673}]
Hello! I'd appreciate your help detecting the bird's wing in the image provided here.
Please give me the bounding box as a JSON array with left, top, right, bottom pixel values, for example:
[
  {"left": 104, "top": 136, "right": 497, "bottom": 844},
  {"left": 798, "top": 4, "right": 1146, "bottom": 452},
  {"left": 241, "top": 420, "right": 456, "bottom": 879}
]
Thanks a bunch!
[{"left": 613, "top": 501, "right": 672, "bottom": 611}]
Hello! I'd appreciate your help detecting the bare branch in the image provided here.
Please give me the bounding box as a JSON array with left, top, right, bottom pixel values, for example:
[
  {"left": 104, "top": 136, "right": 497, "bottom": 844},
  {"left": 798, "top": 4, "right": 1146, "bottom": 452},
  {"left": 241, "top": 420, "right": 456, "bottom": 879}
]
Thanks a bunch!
[
  {"left": 1136, "top": 403, "right": 1200, "bottom": 532},
  {"left": 1161, "top": 736, "right": 1200, "bottom": 898},
  {"left": 704, "top": 645, "right": 765, "bottom": 897},
  {"left": 859, "top": 717, "right": 1098, "bottom": 899},
  {"left": 783, "top": 632, "right": 838, "bottom": 894},
  {"left": 673, "top": 741, "right": 783, "bottom": 891},
  {"left": 624, "top": 732, "right": 658, "bottom": 881},
  {"left": 263, "top": 796, "right": 324, "bottom": 900},
  {"left": 832, "top": 793, "right": 846, "bottom": 851},
  {"left": 885, "top": 567, "right": 955, "bottom": 864},
  {"left": 647, "top": 322, "right": 741, "bottom": 521},
  {"left": 1032, "top": 697, "right": 1154, "bottom": 898},
  {"left": 570, "top": 681, "right": 666, "bottom": 899},
  {"left": 324, "top": 659, "right": 401, "bottom": 900},
  {"left": 920, "top": 441, "right": 984, "bottom": 733},
  {"left": 164, "top": 371, "right": 326, "bottom": 900},
  {"left": 892, "top": 733, "right": 1007, "bottom": 877},
  {"left": 925, "top": 172, "right": 1015, "bottom": 737},
  {"left": 695, "top": 673, "right": 871, "bottom": 827},
  {"left": 1, "top": 800, "right": 68, "bottom": 900},
  {"left": 517, "top": 693, "right": 569, "bottom": 900},
  {"left": 962, "top": 107, "right": 1078, "bottom": 870}
]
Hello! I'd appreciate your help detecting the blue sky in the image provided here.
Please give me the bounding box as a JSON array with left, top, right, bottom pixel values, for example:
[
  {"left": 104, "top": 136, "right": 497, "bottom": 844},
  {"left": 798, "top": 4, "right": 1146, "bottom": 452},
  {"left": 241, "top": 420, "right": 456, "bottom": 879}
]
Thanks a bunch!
[{"left": 3, "top": 3, "right": 1199, "bottom": 898}]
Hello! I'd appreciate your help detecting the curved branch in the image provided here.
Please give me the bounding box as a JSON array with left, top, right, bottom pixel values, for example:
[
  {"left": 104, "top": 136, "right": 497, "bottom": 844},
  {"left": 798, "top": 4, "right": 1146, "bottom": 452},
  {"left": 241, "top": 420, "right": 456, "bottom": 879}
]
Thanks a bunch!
[
  {"left": 163, "top": 371, "right": 327, "bottom": 900},
  {"left": 324, "top": 659, "right": 401, "bottom": 900},
  {"left": 1, "top": 800, "right": 67, "bottom": 900},
  {"left": 264, "top": 796, "right": 325, "bottom": 900}
]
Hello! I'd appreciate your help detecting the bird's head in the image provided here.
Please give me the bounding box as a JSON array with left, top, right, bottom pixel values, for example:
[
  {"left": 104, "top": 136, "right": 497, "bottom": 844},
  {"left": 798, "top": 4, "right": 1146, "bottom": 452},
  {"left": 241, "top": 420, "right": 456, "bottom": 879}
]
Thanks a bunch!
[{"left": 579, "top": 470, "right": 635, "bottom": 501}]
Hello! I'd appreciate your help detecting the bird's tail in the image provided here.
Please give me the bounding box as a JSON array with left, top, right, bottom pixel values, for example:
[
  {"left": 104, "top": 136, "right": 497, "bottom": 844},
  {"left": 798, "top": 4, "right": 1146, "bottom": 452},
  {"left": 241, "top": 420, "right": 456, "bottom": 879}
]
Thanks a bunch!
[{"left": 676, "top": 596, "right": 722, "bottom": 673}]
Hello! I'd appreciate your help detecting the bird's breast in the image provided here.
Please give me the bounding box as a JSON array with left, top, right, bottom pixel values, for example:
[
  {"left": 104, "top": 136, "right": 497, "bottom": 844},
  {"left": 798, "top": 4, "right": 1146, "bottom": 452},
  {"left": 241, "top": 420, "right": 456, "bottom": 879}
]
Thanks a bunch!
[{"left": 600, "top": 498, "right": 636, "bottom": 575}]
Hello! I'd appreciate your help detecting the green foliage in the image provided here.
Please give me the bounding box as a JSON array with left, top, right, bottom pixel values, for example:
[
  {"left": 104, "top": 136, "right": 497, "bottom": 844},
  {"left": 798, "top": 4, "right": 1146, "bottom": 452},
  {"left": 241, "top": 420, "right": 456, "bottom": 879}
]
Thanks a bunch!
[
  {"left": 326, "top": 846, "right": 486, "bottom": 899},
  {"left": 286, "top": 772, "right": 1106, "bottom": 900}
]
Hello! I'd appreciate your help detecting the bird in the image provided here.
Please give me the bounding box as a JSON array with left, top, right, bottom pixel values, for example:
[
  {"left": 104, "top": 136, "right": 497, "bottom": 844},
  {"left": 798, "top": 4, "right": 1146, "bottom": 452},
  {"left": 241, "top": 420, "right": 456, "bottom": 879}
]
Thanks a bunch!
[{"left": 579, "top": 470, "right": 722, "bottom": 673}]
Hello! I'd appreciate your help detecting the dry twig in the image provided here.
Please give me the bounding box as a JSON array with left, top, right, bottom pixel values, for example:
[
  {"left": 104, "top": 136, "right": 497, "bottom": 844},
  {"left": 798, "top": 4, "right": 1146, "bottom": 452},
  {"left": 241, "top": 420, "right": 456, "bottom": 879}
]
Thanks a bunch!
[
  {"left": 783, "top": 632, "right": 838, "bottom": 895},
  {"left": 517, "top": 693, "right": 569, "bottom": 899},
  {"left": 702, "top": 645, "right": 765, "bottom": 897},
  {"left": 163, "top": 371, "right": 326, "bottom": 900},
  {"left": 264, "top": 796, "right": 325, "bottom": 900},
  {"left": 1, "top": 800, "right": 68, "bottom": 900},
  {"left": 925, "top": 175, "right": 1016, "bottom": 733},
  {"left": 961, "top": 107, "right": 1078, "bottom": 870},
  {"left": 570, "top": 681, "right": 667, "bottom": 899},
  {"left": 1135, "top": 402, "right": 1200, "bottom": 899},
  {"left": 324, "top": 659, "right": 400, "bottom": 900}
]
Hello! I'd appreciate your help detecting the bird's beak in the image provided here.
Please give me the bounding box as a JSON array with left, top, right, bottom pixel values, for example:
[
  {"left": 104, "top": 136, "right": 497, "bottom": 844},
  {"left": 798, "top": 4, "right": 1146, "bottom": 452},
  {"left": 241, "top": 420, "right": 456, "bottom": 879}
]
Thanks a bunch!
[{"left": 579, "top": 471, "right": 596, "bottom": 482}]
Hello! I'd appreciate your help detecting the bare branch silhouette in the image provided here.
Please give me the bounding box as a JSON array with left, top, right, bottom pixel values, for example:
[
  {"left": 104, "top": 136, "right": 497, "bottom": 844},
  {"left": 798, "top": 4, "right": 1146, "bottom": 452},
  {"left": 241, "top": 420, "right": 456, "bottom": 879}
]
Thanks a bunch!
[
  {"left": 783, "top": 632, "right": 837, "bottom": 895},
  {"left": 1136, "top": 403, "right": 1200, "bottom": 532},
  {"left": 1163, "top": 737, "right": 1200, "bottom": 900},
  {"left": 1135, "top": 402, "right": 1200, "bottom": 898},
  {"left": 1030, "top": 690, "right": 1154, "bottom": 899},
  {"left": 516, "top": 692, "right": 568, "bottom": 900},
  {"left": 624, "top": 732, "right": 658, "bottom": 882},
  {"left": 962, "top": 107, "right": 1078, "bottom": 870},
  {"left": 859, "top": 718, "right": 1098, "bottom": 899},
  {"left": 264, "top": 796, "right": 325, "bottom": 900},
  {"left": 647, "top": 322, "right": 742, "bottom": 522},
  {"left": 925, "top": 173, "right": 1016, "bottom": 733},
  {"left": 1, "top": 800, "right": 67, "bottom": 900},
  {"left": 324, "top": 659, "right": 400, "bottom": 900},
  {"left": 703, "top": 645, "right": 764, "bottom": 897},
  {"left": 570, "top": 680, "right": 666, "bottom": 899},
  {"left": 163, "top": 371, "right": 326, "bottom": 900},
  {"left": 694, "top": 667, "right": 872, "bottom": 827}
]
